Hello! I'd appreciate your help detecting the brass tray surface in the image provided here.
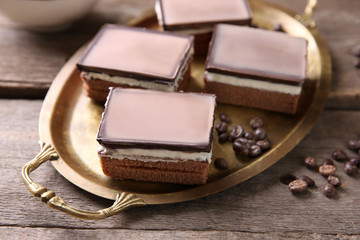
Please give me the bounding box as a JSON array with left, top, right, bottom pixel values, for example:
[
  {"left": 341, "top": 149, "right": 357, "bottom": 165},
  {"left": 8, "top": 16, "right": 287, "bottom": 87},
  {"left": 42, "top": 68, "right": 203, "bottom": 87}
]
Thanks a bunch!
[{"left": 37, "top": 0, "right": 331, "bottom": 205}]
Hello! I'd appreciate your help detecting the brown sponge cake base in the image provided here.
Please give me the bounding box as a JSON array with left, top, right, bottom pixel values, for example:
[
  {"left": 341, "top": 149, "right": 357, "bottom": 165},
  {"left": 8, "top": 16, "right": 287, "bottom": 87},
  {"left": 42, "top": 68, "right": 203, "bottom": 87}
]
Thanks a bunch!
[
  {"left": 193, "top": 32, "right": 212, "bottom": 56},
  {"left": 81, "top": 77, "right": 143, "bottom": 103},
  {"left": 204, "top": 78, "right": 301, "bottom": 114},
  {"left": 100, "top": 157, "right": 209, "bottom": 185},
  {"left": 79, "top": 61, "right": 192, "bottom": 103}
]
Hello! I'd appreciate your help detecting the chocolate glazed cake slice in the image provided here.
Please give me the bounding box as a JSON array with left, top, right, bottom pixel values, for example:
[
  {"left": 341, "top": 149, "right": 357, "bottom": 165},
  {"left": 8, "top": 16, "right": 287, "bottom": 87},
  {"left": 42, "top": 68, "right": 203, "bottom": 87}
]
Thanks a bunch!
[
  {"left": 77, "top": 24, "right": 194, "bottom": 103},
  {"left": 97, "top": 88, "right": 216, "bottom": 185},
  {"left": 155, "top": 0, "right": 251, "bottom": 55},
  {"left": 204, "top": 24, "right": 308, "bottom": 114}
]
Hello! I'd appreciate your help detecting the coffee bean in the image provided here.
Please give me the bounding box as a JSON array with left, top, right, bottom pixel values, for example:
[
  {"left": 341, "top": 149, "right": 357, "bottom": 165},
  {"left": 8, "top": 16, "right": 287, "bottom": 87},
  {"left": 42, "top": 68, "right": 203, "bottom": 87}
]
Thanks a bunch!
[
  {"left": 304, "top": 156, "right": 317, "bottom": 169},
  {"left": 322, "top": 158, "right": 334, "bottom": 166},
  {"left": 248, "top": 139, "right": 256, "bottom": 146},
  {"left": 273, "top": 23, "right": 284, "bottom": 32},
  {"left": 347, "top": 139, "right": 360, "bottom": 151},
  {"left": 230, "top": 125, "right": 244, "bottom": 141},
  {"left": 323, "top": 183, "right": 336, "bottom": 197},
  {"left": 256, "top": 140, "right": 271, "bottom": 151},
  {"left": 319, "top": 165, "right": 336, "bottom": 177},
  {"left": 288, "top": 179, "right": 307, "bottom": 193},
  {"left": 332, "top": 150, "right": 348, "bottom": 162},
  {"left": 349, "top": 157, "right": 360, "bottom": 168},
  {"left": 219, "top": 113, "right": 230, "bottom": 123},
  {"left": 233, "top": 141, "right": 249, "bottom": 156},
  {"left": 344, "top": 161, "right": 358, "bottom": 176},
  {"left": 234, "top": 137, "right": 249, "bottom": 146},
  {"left": 298, "top": 175, "right": 315, "bottom": 187},
  {"left": 215, "top": 121, "right": 228, "bottom": 133},
  {"left": 254, "top": 128, "right": 267, "bottom": 140},
  {"left": 354, "top": 58, "right": 360, "bottom": 68},
  {"left": 244, "top": 131, "right": 254, "bottom": 140},
  {"left": 279, "top": 174, "right": 297, "bottom": 185},
  {"left": 249, "top": 145, "right": 261, "bottom": 157},
  {"left": 249, "top": 117, "right": 264, "bottom": 129},
  {"left": 214, "top": 158, "right": 228, "bottom": 169},
  {"left": 218, "top": 132, "right": 229, "bottom": 143},
  {"left": 327, "top": 175, "right": 342, "bottom": 187}
]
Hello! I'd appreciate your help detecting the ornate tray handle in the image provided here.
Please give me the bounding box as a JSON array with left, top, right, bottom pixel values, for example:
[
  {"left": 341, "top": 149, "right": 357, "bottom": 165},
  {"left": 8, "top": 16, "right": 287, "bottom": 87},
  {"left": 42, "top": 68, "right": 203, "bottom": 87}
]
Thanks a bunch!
[
  {"left": 21, "top": 141, "right": 147, "bottom": 220},
  {"left": 295, "top": 0, "right": 317, "bottom": 28}
]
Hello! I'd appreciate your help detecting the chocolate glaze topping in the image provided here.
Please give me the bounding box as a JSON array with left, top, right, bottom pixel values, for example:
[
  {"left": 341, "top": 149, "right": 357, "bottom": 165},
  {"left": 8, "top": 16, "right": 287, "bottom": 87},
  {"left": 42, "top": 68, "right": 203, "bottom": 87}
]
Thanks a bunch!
[
  {"left": 159, "top": 0, "right": 252, "bottom": 30},
  {"left": 205, "top": 24, "right": 307, "bottom": 85},
  {"left": 77, "top": 24, "right": 193, "bottom": 82},
  {"left": 97, "top": 88, "right": 216, "bottom": 152}
]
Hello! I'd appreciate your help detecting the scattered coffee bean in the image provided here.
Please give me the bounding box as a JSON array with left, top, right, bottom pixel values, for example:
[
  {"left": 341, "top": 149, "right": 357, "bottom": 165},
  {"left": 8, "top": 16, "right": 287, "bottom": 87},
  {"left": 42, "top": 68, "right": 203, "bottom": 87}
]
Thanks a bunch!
[
  {"left": 288, "top": 179, "right": 307, "bottom": 193},
  {"left": 298, "top": 175, "right": 315, "bottom": 187},
  {"left": 327, "top": 175, "right": 342, "bottom": 187},
  {"left": 273, "top": 23, "right": 284, "bottom": 32},
  {"left": 322, "top": 158, "right": 334, "bottom": 166},
  {"left": 347, "top": 139, "right": 360, "bottom": 151},
  {"left": 254, "top": 128, "right": 267, "bottom": 140},
  {"left": 349, "top": 157, "right": 360, "bottom": 168},
  {"left": 323, "top": 183, "right": 336, "bottom": 197},
  {"left": 319, "top": 164, "right": 336, "bottom": 177},
  {"left": 279, "top": 174, "right": 297, "bottom": 185},
  {"left": 248, "top": 139, "right": 256, "bottom": 146},
  {"left": 218, "top": 132, "right": 229, "bottom": 143},
  {"left": 223, "top": 115, "right": 271, "bottom": 158},
  {"left": 234, "top": 137, "right": 249, "bottom": 147},
  {"left": 233, "top": 141, "right": 249, "bottom": 156},
  {"left": 244, "top": 131, "right": 254, "bottom": 140},
  {"left": 230, "top": 125, "right": 244, "bottom": 141},
  {"left": 344, "top": 161, "right": 358, "bottom": 176},
  {"left": 249, "top": 145, "right": 261, "bottom": 157},
  {"left": 304, "top": 156, "right": 317, "bottom": 169},
  {"left": 219, "top": 113, "right": 230, "bottom": 123},
  {"left": 332, "top": 150, "right": 348, "bottom": 162},
  {"left": 215, "top": 121, "right": 228, "bottom": 134},
  {"left": 214, "top": 158, "right": 228, "bottom": 169},
  {"left": 354, "top": 58, "right": 360, "bottom": 68},
  {"left": 256, "top": 140, "right": 271, "bottom": 151},
  {"left": 249, "top": 117, "right": 264, "bottom": 129}
]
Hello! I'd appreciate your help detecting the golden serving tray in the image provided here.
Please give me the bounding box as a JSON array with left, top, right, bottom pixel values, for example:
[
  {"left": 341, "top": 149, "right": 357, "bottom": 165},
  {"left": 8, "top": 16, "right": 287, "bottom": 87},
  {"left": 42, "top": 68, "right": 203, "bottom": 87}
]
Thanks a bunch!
[{"left": 22, "top": 0, "right": 331, "bottom": 220}]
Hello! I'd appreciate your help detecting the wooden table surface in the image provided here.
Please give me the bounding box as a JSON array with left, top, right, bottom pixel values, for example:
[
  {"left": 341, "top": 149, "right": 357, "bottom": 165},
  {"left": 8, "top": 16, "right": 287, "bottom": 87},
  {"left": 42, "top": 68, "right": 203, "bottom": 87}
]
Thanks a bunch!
[{"left": 1, "top": 0, "right": 360, "bottom": 239}]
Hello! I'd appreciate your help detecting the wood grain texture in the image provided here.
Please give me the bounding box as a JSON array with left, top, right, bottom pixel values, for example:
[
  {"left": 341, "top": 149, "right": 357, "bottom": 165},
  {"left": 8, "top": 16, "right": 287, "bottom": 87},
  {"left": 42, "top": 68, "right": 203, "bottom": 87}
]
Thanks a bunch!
[
  {"left": 0, "top": 227, "right": 359, "bottom": 240},
  {"left": 0, "top": 0, "right": 359, "bottom": 110},
  {"left": 2, "top": 99, "right": 360, "bottom": 236}
]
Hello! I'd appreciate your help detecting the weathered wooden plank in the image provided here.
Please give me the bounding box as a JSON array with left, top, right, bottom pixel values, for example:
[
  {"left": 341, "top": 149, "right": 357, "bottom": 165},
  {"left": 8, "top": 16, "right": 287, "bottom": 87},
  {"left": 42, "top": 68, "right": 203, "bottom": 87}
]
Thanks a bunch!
[
  {"left": 0, "top": 227, "right": 358, "bottom": 240},
  {"left": 1, "top": 99, "right": 360, "bottom": 235}
]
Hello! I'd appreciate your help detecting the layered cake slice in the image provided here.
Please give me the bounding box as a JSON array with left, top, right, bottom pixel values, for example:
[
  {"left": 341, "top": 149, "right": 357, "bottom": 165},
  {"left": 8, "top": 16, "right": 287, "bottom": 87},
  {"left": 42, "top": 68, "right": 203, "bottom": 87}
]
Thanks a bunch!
[
  {"left": 155, "top": 0, "right": 251, "bottom": 55},
  {"left": 77, "top": 24, "right": 194, "bottom": 103},
  {"left": 97, "top": 88, "right": 216, "bottom": 185},
  {"left": 204, "top": 24, "right": 307, "bottom": 114}
]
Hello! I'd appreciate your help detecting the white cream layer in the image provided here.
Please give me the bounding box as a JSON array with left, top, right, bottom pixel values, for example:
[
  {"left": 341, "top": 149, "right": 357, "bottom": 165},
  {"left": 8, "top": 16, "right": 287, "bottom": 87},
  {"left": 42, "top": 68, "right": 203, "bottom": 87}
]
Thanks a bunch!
[
  {"left": 205, "top": 71, "right": 303, "bottom": 96},
  {"left": 155, "top": 0, "right": 212, "bottom": 35},
  {"left": 85, "top": 46, "right": 193, "bottom": 91},
  {"left": 98, "top": 145, "right": 212, "bottom": 163}
]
